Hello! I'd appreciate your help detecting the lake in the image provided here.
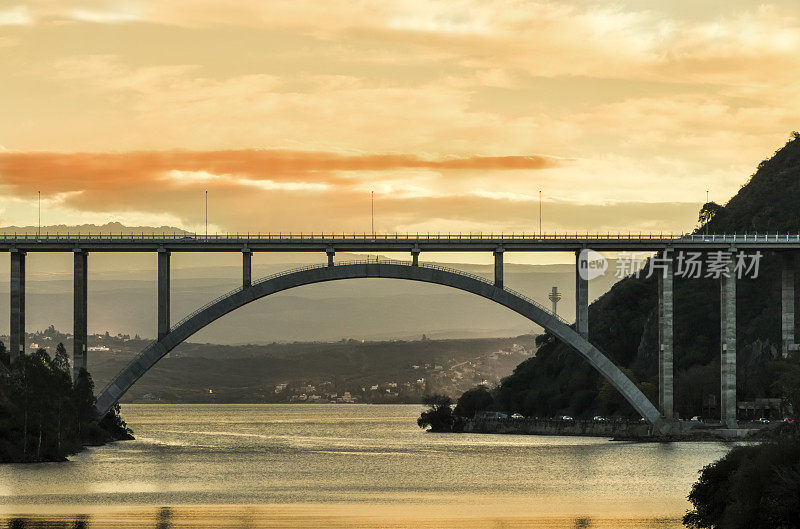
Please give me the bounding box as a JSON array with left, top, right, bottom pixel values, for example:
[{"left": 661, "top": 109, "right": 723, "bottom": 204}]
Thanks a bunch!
[{"left": 0, "top": 404, "right": 733, "bottom": 528}]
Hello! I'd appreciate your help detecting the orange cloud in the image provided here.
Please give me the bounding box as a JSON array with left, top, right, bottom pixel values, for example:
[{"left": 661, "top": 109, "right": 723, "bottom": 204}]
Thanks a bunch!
[{"left": 0, "top": 149, "right": 563, "bottom": 194}]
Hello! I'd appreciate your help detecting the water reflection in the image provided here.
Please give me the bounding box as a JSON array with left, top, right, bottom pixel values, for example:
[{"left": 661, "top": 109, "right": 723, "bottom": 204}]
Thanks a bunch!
[
  {"left": 7, "top": 517, "right": 87, "bottom": 529},
  {"left": 0, "top": 404, "right": 728, "bottom": 529},
  {"left": 3, "top": 512, "right": 685, "bottom": 529},
  {"left": 155, "top": 507, "right": 172, "bottom": 529}
]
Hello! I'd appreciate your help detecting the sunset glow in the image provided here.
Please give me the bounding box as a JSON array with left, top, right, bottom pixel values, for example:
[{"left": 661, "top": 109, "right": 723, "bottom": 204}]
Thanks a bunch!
[{"left": 2, "top": 1, "right": 799, "bottom": 234}]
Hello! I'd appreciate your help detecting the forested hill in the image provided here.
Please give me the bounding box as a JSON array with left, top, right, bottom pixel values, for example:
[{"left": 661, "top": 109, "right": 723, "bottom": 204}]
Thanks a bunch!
[{"left": 481, "top": 133, "right": 800, "bottom": 420}]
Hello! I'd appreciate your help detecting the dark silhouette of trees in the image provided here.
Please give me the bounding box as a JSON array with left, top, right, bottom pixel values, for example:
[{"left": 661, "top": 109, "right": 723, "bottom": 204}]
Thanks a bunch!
[
  {"left": 0, "top": 341, "right": 132, "bottom": 462},
  {"left": 417, "top": 394, "right": 454, "bottom": 432},
  {"left": 698, "top": 202, "right": 723, "bottom": 226},
  {"left": 454, "top": 386, "right": 494, "bottom": 418},
  {"left": 684, "top": 426, "right": 800, "bottom": 528}
]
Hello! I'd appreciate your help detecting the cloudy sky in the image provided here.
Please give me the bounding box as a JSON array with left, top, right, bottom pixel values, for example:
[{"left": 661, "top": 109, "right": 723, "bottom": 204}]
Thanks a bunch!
[{"left": 1, "top": 1, "right": 799, "bottom": 240}]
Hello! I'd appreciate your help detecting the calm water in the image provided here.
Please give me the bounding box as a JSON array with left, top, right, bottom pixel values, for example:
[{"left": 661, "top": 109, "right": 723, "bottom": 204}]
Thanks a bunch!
[{"left": 0, "top": 404, "right": 732, "bottom": 528}]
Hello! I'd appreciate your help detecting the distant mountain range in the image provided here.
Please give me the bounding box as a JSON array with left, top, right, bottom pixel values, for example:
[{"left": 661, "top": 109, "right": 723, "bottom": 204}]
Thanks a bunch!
[{"left": 0, "top": 223, "right": 621, "bottom": 343}]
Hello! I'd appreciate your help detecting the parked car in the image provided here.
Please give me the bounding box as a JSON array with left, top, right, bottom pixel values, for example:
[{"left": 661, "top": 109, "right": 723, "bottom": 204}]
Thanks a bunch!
[
  {"left": 592, "top": 415, "right": 606, "bottom": 422},
  {"left": 756, "top": 417, "right": 770, "bottom": 424},
  {"left": 690, "top": 416, "right": 702, "bottom": 422},
  {"left": 783, "top": 418, "right": 795, "bottom": 423},
  {"left": 510, "top": 413, "right": 524, "bottom": 420},
  {"left": 559, "top": 415, "right": 574, "bottom": 421}
]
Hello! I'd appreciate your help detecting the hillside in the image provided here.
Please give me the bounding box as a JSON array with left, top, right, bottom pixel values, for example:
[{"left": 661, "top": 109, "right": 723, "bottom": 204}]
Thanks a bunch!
[
  {"left": 84, "top": 335, "right": 536, "bottom": 404},
  {"left": 483, "top": 133, "right": 800, "bottom": 420}
]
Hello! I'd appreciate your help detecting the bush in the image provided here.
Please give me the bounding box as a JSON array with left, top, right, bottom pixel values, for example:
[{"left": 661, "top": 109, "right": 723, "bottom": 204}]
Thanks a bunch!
[
  {"left": 454, "top": 386, "right": 494, "bottom": 418},
  {"left": 684, "top": 429, "right": 800, "bottom": 528},
  {"left": 417, "top": 394, "right": 454, "bottom": 432}
]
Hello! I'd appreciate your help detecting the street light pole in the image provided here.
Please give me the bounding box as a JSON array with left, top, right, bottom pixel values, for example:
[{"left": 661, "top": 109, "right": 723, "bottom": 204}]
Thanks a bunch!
[
  {"left": 205, "top": 190, "right": 208, "bottom": 239},
  {"left": 37, "top": 190, "right": 41, "bottom": 238},
  {"left": 539, "top": 189, "right": 542, "bottom": 236},
  {"left": 371, "top": 191, "right": 374, "bottom": 238}
]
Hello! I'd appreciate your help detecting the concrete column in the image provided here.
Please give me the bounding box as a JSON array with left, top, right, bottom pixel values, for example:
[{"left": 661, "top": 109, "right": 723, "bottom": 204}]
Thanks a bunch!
[
  {"left": 658, "top": 254, "right": 674, "bottom": 419},
  {"left": 326, "top": 249, "right": 335, "bottom": 268},
  {"left": 73, "top": 250, "right": 88, "bottom": 381},
  {"left": 9, "top": 250, "right": 25, "bottom": 363},
  {"left": 575, "top": 250, "right": 589, "bottom": 338},
  {"left": 243, "top": 249, "right": 252, "bottom": 287},
  {"left": 494, "top": 249, "right": 504, "bottom": 289},
  {"left": 720, "top": 264, "right": 737, "bottom": 428},
  {"left": 158, "top": 250, "right": 171, "bottom": 340},
  {"left": 411, "top": 248, "right": 420, "bottom": 266},
  {"left": 782, "top": 253, "right": 795, "bottom": 358}
]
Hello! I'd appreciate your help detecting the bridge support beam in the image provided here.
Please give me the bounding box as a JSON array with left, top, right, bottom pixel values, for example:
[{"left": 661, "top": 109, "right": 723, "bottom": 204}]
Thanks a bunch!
[
  {"left": 720, "top": 265, "right": 737, "bottom": 428},
  {"left": 158, "top": 250, "right": 171, "bottom": 340},
  {"left": 411, "top": 248, "right": 420, "bottom": 266},
  {"left": 494, "top": 249, "right": 504, "bottom": 288},
  {"left": 243, "top": 249, "right": 252, "bottom": 287},
  {"left": 327, "top": 249, "right": 335, "bottom": 268},
  {"left": 782, "top": 253, "right": 796, "bottom": 358},
  {"left": 9, "top": 250, "right": 26, "bottom": 363},
  {"left": 73, "top": 250, "right": 88, "bottom": 381},
  {"left": 575, "top": 250, "right": 589, "bottom": 338},
  {"left": 658, "top": 253, "right": 674, "bottom": 419}
]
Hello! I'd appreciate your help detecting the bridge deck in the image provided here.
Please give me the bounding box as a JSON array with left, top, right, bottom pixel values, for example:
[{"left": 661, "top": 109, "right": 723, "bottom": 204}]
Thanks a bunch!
[{"left": 2, "top": 232, "right": 800, "bottom": 251}]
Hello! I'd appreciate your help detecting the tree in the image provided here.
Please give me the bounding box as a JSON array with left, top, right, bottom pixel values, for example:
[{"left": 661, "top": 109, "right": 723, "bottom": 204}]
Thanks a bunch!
[
  {"left": 684, "top": 428, "right": 800, "bottom": 528},
  {"left": 49, "top": 343, "right": 74, "bottom": 453},
  {"left": 775, "top": 351, "right": 800, "bottom": 418},
  {"left": 417, "top": 394, "right": 454, "bottom": 432},
  {"left": 0, "top": 342, "right": 132, "bottom": 462},
  {"left": 0, "top": 341, "right": 8, "bottom": 369},
  {"left": 698, "top": 202, "right": 723, "bottom": 226},
  {"left": 73, "top": 368, "right": 97, "bottom": 437},
  {"left": 454, "top": 386, "right": 494, "bottom": 418}
]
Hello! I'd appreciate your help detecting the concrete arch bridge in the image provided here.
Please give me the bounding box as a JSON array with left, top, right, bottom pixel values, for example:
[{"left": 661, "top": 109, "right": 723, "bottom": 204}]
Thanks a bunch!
[{"left": 92, "top": 259, "right": 665, "bottom": 430}]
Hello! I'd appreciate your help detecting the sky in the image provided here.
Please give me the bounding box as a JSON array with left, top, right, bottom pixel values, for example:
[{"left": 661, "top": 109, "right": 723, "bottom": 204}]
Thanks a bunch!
[{"left": 1, "top": 1, "right": 799, "bottom": 244}]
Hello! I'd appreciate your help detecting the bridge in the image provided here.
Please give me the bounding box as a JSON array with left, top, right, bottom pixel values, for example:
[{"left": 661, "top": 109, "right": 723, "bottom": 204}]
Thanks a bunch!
[{"left": 4, "top": 231, "right": 800, "bottom": 434}]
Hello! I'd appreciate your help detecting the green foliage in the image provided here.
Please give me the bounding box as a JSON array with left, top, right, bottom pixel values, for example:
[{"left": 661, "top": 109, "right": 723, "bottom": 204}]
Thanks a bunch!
[
  {"left": 775, "top": 350, "right": 800, "bottom": 419},
  {"left": 454, "top": 386, "right": 494, "bottom": 418},
  {"left": 684, "top": 430, "right": 800, "bottom": 528},
  {"left": 698, "top": 202, "right": 723, "bottom": 226},
  {"left": 0, "top": 342, "right": 131, "bottom": 462},
  {"left": 417, "top": 394, "right": 454, "bottom": 432},
  {"left": 460, "top": 134, "right": 800, "bottom": 420}
]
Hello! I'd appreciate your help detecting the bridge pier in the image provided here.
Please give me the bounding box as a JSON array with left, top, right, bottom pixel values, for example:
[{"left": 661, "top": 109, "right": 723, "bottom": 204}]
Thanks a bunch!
[
  {"left": 782, "top": 253, "right": 796, "bottom": 358},
  {"left": 9, "top": 250, "right": 26, "bottom": 363},
  {"left": 243, "top": 249, "right": 252, "bottom": 287},
  {"left": 494, "top": 249, "right": 503, "bottom": 288},
  {"left": 411, "top": 248, "right": 420, "bottom": 266},
  {"left": 657, "top": 253, "right": 674, "bottom": 419},
  {"left": 575, "top": 250, "right": 588, "bottom": 338},
  {"left": 327, "top": 248, "right": 335, "bottom": 268},
  {"left": 73, "top": 250, "right": 88, "bottom": 380},
  {"left": 158, "top": 250, "right": 171, "bottom": 340},
  {"left": 720, "top": 263, "right": 737, "bottom": 428}
]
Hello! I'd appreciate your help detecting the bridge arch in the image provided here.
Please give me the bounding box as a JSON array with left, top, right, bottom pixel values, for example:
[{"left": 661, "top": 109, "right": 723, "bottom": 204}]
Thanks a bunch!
[{"left": 95, "top": 260, "right": 664, "bottom": 429}]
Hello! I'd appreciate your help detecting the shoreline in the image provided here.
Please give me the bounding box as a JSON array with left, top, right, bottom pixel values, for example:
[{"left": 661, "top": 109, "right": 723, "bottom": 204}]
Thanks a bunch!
[{"left": 462, "top": 417, "right": 770, "bottom": 441}]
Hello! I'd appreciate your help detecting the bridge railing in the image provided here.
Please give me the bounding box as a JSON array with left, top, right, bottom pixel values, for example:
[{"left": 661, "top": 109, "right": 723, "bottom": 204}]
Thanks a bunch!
[{"left": 5, "top": 231, "right": 800, "bottom": 242}]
